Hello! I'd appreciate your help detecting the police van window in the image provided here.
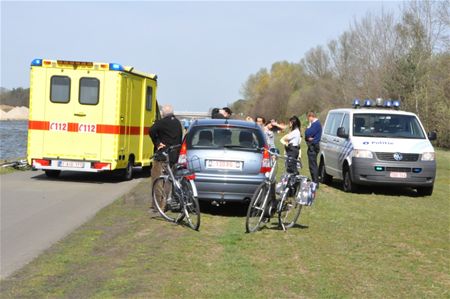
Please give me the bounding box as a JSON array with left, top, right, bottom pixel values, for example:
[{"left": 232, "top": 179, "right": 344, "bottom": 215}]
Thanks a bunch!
[
  {"left": 329, "top": 113, "right": 343, "bottom": 136},
  {"left": 50, "top": 76, "right": 70, "bottom": 103},
  {"left": 341, "top": 114, "right": 350, "bottom": 135},
  {"left": 324, "top": 114, "right": 336, "bottom": 135},
  {"left": 146, "top": 86, "right": 153, "bottom": 111},
  {"left": 79, "top": 78, "right": 99, "bottom": 105},
  {"left": 353, "top": 114, "right": 425, "bottom": 139}
]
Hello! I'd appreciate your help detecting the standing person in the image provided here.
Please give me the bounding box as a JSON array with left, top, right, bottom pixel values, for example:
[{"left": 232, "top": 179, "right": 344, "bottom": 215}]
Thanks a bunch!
[
  {"left": 256, "top": 116, "right": 278, "bottom": 154},
  {"left": 211, "top": 108, "right": 224, "bottom": 119},
  {"left": 280, "top": 116, "right": 301, "bottom": 174},
  {"left": 222, "top": 107, "right": 232, "bottom": 119},
  {"left": 305, "top": 111, "right": 322, "bottom": 186},
  {"left": 149, "top": 104, "right": 183, "bottom": 179}
]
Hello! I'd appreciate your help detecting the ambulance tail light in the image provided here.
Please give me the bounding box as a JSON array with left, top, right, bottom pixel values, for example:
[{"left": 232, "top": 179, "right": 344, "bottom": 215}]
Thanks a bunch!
[
  {"left": 92, "top": 162, "right": 111, "bottom": 170},
  {"left": 31, "top": 59, "right": 43, "bottom": 66},
  {"left": 109, "top": 63, "right": 125, "bottom": 71},
  {"left": 178, "top": 141, "right": 188, "bottom": 167},
  {"left": 33, "top": 159, "right": 50, "bottom": 167},
  {"left": 260, "top": 146, "right": 271, "bottom": 173}
]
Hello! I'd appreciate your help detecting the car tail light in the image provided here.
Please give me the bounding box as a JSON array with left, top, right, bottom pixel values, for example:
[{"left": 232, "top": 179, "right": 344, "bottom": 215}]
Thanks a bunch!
[
  {"left": 92, "top": 162, "right": 111, "bottom": 170},
  {"left": 260, "top": 147, "right": 271, "bottom": 173},
  {"left": 178, "top": 141, "right": 188, "bottom": 166},
  {"left": 185, "top": 173, "right": 196, "bottom": 180},
  {"left": 33, "top": 159, "right": 50, "bottom": 167}
]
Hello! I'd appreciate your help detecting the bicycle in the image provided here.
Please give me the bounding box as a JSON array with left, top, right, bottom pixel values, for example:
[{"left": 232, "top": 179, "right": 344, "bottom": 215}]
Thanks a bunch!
[
  {"left": 246, "top": 149, "right": 317, "bottom": 232},
  {"left": 151, "top": 145, "right": 201, "bottom": 231}
]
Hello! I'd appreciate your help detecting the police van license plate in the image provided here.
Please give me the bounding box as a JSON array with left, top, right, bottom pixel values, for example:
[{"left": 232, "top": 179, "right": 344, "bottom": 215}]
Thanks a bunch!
[
  {"left": 206, "top": 160, "right": 242, "bottom": 170},
  {"left": 58, "top": 161, "right": 84, "bottom": 168},
  {"left": 390, "top": 172, "right": 407, "bottom": 178}
]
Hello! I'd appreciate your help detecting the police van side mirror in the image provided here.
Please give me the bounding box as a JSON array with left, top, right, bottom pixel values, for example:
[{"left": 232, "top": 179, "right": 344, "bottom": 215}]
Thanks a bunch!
[
  {"left": 428, "top": 131, "right": 437, "bottom": 141},
  {"left": 337, "top": 127, "right": 349, "bottom": 139}
]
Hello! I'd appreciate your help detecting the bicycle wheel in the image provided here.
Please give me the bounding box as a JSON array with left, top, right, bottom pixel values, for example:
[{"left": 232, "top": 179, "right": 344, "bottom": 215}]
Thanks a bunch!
[
  {"left": 152, "top": 176, "right": 181, "bottom": 222},
  {"left": 246, "top": 182, "right": 270, "bottom": 233},
  {"left": 278, "top": 187, "right": 302, "bottom": 230},
  {"left": 181, "top": 178, "right": 201, "bottom": 231}
]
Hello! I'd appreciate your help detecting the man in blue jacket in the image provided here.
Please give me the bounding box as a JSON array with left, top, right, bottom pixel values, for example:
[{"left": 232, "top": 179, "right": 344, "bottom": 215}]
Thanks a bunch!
[{"left": 305, "top": 111, "right": 322, "bottom": 186}]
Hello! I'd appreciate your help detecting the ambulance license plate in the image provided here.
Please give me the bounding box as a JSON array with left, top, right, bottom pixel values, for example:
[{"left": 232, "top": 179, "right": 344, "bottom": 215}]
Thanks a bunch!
[
  {"left": 390, "top": 172, "right": 407, "bottom": 178},
  {"left": 205, "top": 160, "right": 242, "bottom": 170},
  {"left": 58, "top": 161, "right": 84, "bottom": 168}
]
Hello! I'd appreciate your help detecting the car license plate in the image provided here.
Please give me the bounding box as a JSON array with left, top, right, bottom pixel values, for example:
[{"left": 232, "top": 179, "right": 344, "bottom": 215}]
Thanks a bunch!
[
  {"left": 206, "top": 160, "right": 242, "bottom": 170},
  {"left": 390, "top": 172, "right": 407, "bottom": 178},
  {"left": 58, "top": 161, "right": 84, "bottom": 168}
]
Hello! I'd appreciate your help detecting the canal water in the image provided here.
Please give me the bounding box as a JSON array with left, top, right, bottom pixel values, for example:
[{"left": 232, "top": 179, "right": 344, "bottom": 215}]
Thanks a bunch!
[{"left": 0, "top": 120, "right": 28, "bottom": 160}]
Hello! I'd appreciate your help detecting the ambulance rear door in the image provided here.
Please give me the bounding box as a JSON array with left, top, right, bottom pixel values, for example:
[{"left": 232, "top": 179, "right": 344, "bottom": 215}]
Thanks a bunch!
[{"left": 43, "top": 68, "right": 105, "bottom": 162}]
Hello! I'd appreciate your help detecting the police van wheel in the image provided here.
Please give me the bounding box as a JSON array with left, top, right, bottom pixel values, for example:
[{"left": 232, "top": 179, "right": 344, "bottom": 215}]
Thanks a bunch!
[
  {"left": 45, "top": 170, "right": 61, "bottom": 178},
  {"left": 343, "top": 167, "right": 357, "bottom": 193},
  {"left": 319, "top": 160, "right": 332, "bottom": 184},
  {"left": 124, "top": 161, "right": 134, "bottom": 181}
]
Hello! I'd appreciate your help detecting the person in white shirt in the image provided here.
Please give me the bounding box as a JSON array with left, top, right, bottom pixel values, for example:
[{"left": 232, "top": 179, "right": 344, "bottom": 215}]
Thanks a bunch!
[{"left": 280, "top": 116, "right": 301, "bottom": 174}]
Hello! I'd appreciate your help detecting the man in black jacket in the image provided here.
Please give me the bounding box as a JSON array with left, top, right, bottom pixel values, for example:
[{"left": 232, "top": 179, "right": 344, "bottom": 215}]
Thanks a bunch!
[{"left": 149, "top": 104, "right": 183, "bottom": 166}]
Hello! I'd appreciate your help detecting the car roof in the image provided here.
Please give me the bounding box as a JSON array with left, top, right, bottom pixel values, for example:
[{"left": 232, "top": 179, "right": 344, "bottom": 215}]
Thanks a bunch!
[{"left": 190, "top": 118, "right": 261, "bottom": 129}]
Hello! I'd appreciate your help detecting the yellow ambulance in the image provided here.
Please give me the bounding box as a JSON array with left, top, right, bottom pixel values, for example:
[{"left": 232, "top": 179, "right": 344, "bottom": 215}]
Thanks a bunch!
[{"left": 27, "top": 58, "right": 159, "bottom": 179}]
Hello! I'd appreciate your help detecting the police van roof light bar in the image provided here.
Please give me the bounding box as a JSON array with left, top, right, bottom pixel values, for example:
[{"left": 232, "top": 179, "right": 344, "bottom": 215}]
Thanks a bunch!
[
  {"left": 392, "top": 100, "right": 400, "bottom": 109},
  {"left": 352, "top": 98, "right": 361, "bottom": 108},
  {"left": 364, "top": 99, "right": 372, "bottom": 107}
]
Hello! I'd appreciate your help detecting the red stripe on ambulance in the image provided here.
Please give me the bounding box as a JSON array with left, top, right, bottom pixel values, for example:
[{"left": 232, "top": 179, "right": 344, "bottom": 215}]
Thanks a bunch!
[{"left": 29, "top": 120, "right": 149, "bottom": 136}]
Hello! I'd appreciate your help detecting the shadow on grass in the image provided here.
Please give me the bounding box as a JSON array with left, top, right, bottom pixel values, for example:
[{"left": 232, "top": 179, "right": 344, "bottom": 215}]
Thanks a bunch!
[
  {"left": 324, "top": 179, "right": 421, "bottom": 197},
  {"left": 30, "top": 167, "right": 151, "bottom": 184},
  {"left": 199, "top": 201, "right": 248, "bottom": 217}
]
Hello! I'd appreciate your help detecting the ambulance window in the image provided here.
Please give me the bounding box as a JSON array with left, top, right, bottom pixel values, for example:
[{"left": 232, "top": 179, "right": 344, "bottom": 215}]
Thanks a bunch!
[
  {"left": 146, "top": 86, "right": 153, "bottom": 111},
  {"left": 79, "top": 78, "right": 99, "bottom": 105},
  {"left": 50, "top": 76, "right": 70, "bottom": 103}
]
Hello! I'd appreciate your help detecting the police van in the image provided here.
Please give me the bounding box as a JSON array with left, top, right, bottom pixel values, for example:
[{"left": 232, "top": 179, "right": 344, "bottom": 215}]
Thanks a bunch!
[
  {"left": 27, "top": 58, "right": 159, "bottom": 179},
  {"left": 319, "top": 98, "right": 436, "bottom": 196}
]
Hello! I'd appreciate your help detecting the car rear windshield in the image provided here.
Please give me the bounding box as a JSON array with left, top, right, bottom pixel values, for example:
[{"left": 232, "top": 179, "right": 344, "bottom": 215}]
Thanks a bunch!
[
  {"left": 353, "top": 113, "right": 426, "bottom": 139},
  {"left": 187, "top": 126, "right": 265, "bottom": 150}
]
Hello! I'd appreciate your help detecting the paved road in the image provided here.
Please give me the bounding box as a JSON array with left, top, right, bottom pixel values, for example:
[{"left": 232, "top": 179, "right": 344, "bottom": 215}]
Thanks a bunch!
[{"left": 0, "top": 170, "right": 145, "bottom": 278}]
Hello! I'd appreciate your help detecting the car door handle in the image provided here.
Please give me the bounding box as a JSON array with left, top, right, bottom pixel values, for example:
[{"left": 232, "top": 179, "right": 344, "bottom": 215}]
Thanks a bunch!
[{"left": 74, "top": 112, "right": 86, "bottom": 117}]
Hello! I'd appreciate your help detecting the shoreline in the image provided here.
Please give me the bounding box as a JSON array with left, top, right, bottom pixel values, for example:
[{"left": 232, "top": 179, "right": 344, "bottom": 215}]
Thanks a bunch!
[{"left": 0, "top": 106, "right": 29, "bottom": 120}]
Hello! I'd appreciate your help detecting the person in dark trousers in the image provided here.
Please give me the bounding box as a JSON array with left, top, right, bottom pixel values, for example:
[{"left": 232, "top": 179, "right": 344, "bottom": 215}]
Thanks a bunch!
[
  {"left": 305, "top": 111, "right": 322, "bottom": 186},
  {"left": 280, "top": 116, "right": 301, "bottom": 174}
]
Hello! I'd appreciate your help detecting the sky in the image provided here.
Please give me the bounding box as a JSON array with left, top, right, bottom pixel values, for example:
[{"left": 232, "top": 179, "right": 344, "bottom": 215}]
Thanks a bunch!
[{"left": 1, "top": 1, "right": 402, "bottom": 111}]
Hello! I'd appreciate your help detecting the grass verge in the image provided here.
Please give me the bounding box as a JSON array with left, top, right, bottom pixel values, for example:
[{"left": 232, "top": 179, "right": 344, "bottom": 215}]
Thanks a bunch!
[{"left": 1, "top": 150, "right": 449, "bottom": 298}]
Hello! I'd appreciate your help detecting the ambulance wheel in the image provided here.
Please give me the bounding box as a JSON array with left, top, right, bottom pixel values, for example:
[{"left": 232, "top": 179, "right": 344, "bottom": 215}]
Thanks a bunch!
[
  {"left": 124, "top": 161, "right": 134, "bottom": 181},
  {"left": 45, "top": 170, "right": 61, "bottom": 178},
  {"left": 343, "top": 166, "right": 358, "bottom": 193}
]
